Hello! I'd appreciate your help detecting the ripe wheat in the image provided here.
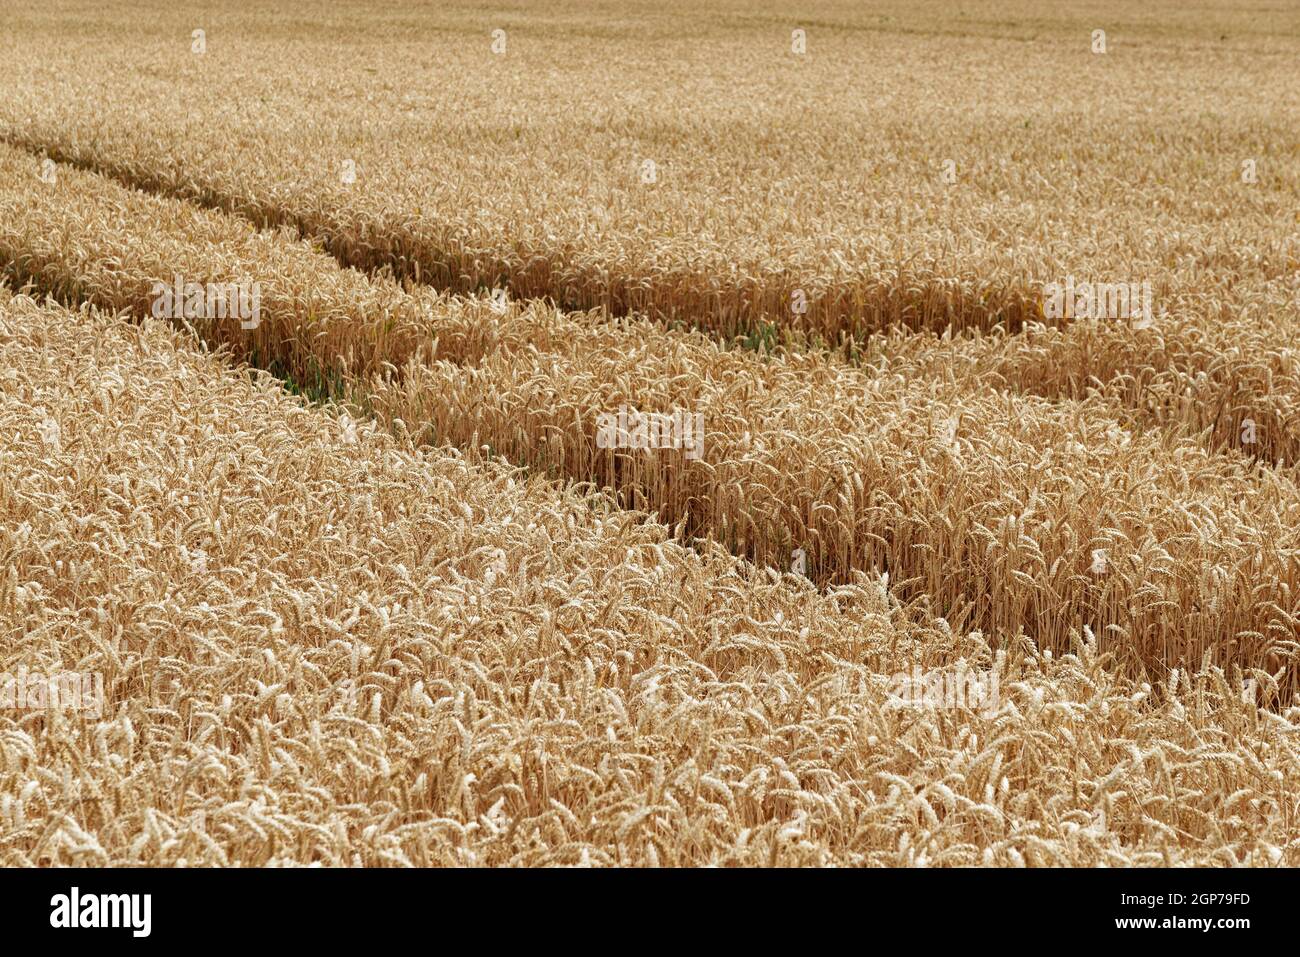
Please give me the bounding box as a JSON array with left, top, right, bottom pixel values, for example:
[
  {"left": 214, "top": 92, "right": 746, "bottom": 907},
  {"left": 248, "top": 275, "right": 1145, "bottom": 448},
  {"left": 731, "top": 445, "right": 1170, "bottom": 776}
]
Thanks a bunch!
[
  {"left": 2, "top": 1, "right": 1293, "bottom": 344},
  {"left": 5, "top": 147, "right": 1300, "bottom": 686},
  {"left": 2, "top": 0, "right": 1299, "bottom": 869},
  {"left": 3, "top": 291, "right": 1298, "bottom": 866}
]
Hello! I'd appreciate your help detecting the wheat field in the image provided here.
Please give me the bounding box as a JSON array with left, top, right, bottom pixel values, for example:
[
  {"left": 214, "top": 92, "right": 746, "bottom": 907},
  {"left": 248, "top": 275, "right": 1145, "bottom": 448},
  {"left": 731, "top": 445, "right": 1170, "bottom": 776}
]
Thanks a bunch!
[{"left": 1, "top": 0, "right": 1299, "bottom": 868}]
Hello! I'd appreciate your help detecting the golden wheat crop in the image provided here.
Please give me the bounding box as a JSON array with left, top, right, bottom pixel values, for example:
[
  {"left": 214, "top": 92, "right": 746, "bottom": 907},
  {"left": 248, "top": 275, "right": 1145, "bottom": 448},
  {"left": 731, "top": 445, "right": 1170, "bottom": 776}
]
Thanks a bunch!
[
  {"left": 8, "top": 139, "right": 1297, "bottom": 479},
  {"left": 863, "top": 287, "right": 1300, "bottom": 464},
  {"left": 4, "top": 2, "right": 1294, "bottom": 468},
  {"left": 7, "top": 147, "right": 1300, "bottom": 688},
  {"left": 2, "top": 0, "right": 1299, "bottom": 870},
  {"left": 4, "top": 292, "right": 1299, "bottom": 866},
  {"left": 372, "top": 348, "right": 1300, "bottom": 685},
  {"left": 2, "top": 1, "right": 1294, "bottom": 345}
]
